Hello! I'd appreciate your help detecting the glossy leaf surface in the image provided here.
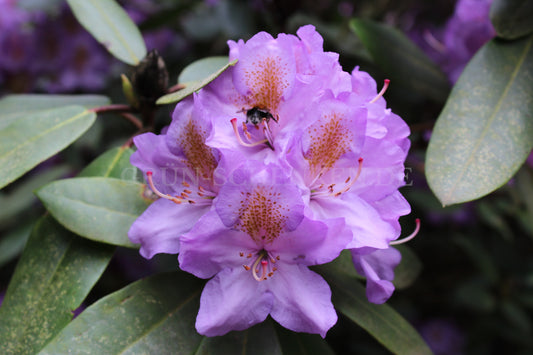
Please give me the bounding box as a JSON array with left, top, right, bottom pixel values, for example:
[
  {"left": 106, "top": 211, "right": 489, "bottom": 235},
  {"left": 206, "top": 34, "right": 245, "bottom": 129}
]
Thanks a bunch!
[
  {"left": 0, "top": 217, "right": 114, "bottom": 355},
  {"left": 66, "top": 0, "right": 147, "bottom": 65},
  {"left": 491, "top": 0, "right": 533, "bottom": 39},
  {"left": 350, "top": 18, "right": 449, "bottom": 102},
  {"left": 426, "top": 35, "right": 533, "bottom": 205},
  {"left": 36, "top": 177, "right": 151, "bottom": 248},
  {"left": 0, "top": 106, "right": 96, "bottom": 189},
  {"left": 39, "top": 272, "right": 204, "bottom": 355},
  {"left": 157, "top": 59, "right": 238, "bottom": 105},
  {"left": 0, "top": 94, "right": 109, "bottom": 130},
  {"left": 322, "top": 270, "right": 432, "bottom": 355},
  {"left": 0, "top": 146, "right": 136, "bottom": 354}
]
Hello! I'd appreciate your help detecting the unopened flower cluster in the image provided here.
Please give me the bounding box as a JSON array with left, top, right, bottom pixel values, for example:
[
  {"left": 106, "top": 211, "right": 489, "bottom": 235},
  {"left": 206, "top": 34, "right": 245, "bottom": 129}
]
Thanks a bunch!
[{"left": 129, "top": 25, "right": 412, "bottom": 337}]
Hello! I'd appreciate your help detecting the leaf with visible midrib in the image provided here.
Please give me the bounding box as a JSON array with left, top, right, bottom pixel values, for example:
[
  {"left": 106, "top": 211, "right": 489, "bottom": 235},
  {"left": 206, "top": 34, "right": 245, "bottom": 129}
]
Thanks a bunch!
[
  {"left": 66, "top": 0, "right": 146, "bottom": 65},
  {"left": 0, "top": 146, "right": 134, "bottom": 355},
  {"left": 36, "top": 177, "right": 151, "bottom": 248},
  {"left": 0, "top": 105, "right": 96, "bottom": 190},
  {"left": 426, "top": 35, "right": 533, "bottom": 206},
  {"left": 320, "top": 270, "right": 432, "bottom": 355},
  {"left": 157, "top": 59, "right": 238, "bottom": 105}
]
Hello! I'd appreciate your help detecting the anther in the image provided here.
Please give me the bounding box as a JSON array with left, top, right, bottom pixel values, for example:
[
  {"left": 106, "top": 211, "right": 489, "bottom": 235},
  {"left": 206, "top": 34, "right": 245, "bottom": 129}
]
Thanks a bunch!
[
  {"left": 146, "top": 171, "right": 182, "bottom": 204},
  {"left": 369, "top": 79, "right": 390, "bottom": 104},
  {"left": 390, "top": 218, "right": 421, "bottom": 245}
]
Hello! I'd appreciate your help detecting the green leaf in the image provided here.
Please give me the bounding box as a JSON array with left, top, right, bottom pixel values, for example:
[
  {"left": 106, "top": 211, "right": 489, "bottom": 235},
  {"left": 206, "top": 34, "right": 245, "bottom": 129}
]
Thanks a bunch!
[
  {"left": 393, "top": 245, "right": 422, "bottom": 290},
  {"left": 178, "top": 56, "right": 232, "bottom": 83},
  {"left": 0, "top": 94, "right": 109, "bottom": 130},
  {"left": 426, "top": 35, "right": 533, "bottom": 206},
  {"left": 0, "top": 217, "right": 115, "bottom": 355},
  {"left": 0, "top": 106, "right": 96, "bottom": 190},
  {"left": 39, "top": 272, "right": 205, "bottom": 355},
  {"left": 0, "top": 146, "right": 136, "bottom": 354},
  {"left": 0, "top": 223, "right": 32, "bottom": 268},
  {"left": 194, "top": 320, "right": 283, "bottom": 355},
  {"left": 36, "top": 177, "right": 151, "bottom": 248},
  {"left": 66, "top": 0, "right": 146, "bottom": 65},
  {"left": 0, "top": 166, "right": 70, "bottom": 225},
  {"left": 322, "top": 271, "right": 432, "bottom": 355},
  {"left": 157, "top": 59, "right": 238, "bottom": 105},
  {"left": 275, "top": 326, "right": 335, "bottom": 355},
  {"left": 350, "top": 18, "right": 450, "bottom": 102},
  {"left": 491, "top": 0, "right": 533, "bottom": 40},
  {"left": 78, "top": 146, "right": 137, "bottom": 181}
]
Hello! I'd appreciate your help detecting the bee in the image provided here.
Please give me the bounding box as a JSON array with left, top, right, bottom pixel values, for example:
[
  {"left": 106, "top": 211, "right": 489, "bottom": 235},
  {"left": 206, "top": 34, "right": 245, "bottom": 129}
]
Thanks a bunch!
[{"left": 245, "top": 107, "right": 278, "bottom": 125}]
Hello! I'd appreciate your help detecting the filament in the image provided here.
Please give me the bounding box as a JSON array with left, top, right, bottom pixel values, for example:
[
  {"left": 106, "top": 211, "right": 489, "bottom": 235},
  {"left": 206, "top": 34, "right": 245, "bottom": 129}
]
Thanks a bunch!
[
  {"left": 369, "top": 79, "right": 390, "bottom": 103},
  {"left": 390, "top": 219, "right": 421, "bottom": 245},
  {"left": 231, "top": 118, "right": 268, "bottom": 147},
  {"left": 146, "top": 171, "right": 183, "bottom": 204}
]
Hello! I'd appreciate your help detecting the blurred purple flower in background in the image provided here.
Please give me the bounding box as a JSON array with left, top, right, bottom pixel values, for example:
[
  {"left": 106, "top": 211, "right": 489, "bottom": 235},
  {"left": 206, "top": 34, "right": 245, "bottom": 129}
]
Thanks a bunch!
[
  {"left": 418, "top": 318, "right": 466, "bottom": 355},
  {"left": 0, "top": 1, "right": 176, "bottom": 94},
  {"left": 411, "top": 0, "right": 495, "bottom": 83}
]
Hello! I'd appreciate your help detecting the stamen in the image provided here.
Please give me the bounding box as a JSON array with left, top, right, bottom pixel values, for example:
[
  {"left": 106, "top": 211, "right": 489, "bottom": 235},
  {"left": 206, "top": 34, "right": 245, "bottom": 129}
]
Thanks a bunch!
[
  {"left": 146, "top": 172, "right": 182, "bottom": 204},
  {"left": 261, "top": 118, "right": 274, "bottom": 147},
  {"left": 390, "top": 218, "right": 421, "bottom": 245},
  {"left": 369, "top": 79, "right": 390, "bottom": 104},
  {"left": 333, "top": 158, "right": 363, "bottom": 196},
  {"left": 251, "top": 252, "right": 268, "bottom": 281},
  {"left": 231, "top": 118, "right": 269, "bottom": 147}
]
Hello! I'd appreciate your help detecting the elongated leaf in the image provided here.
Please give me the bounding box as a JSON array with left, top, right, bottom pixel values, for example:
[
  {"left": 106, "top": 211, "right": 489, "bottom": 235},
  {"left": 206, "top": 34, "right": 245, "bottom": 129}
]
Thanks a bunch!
[
  {"left": 0, "top": 217, "right": 115, "bottom": 355},
  {"left": 322, "top": 271, "right": 432, "bottom": 355},
  {"left": 0, "top": 94, "right": 109, "bottom": 129},
  {"left": 275, "top": 326, "right": 335, "bottom": 355},
  {"left": 157, "top": 59, "right": 238, "bottom": 105},
  {"left": 178, "top": 56, "right": 231, "bottom": 83},
  {"left": 490, "top": 0, "right": 533, "bottom": 40},
  {"left": 0, "top": 105, "right": 96, "bottom": 190},
  {"left": 78, "top": 146, "right": 137, "bottom": 181},
  {"left": 426, "top": 35, "right": 533, "bottom": 205},
  {"left": 36, "top": 177, "right": 151, "bottom": 248},
  {"left": 66, "top": 0, "right": 146, "bottom": 65},
  {"left": 0, "top": 223, "right": 32, "bottom": 268},
  {"left": 0, "top": 146, "right": 134, "bottom": 354},
  {"left": 39, "top": 272, "right": 205, "bottom": 355},
  {"left": 350, "top": 18, "right": 449, "bottom": 102},
  {"left": 195, "top": 321, "right": 283, "bottom": 355},
  {"left": 393, "top": 245, "right": 422, "bottom": 290},
  {"left": 0, "top": 166, "right": 70, "bottom": 224}
]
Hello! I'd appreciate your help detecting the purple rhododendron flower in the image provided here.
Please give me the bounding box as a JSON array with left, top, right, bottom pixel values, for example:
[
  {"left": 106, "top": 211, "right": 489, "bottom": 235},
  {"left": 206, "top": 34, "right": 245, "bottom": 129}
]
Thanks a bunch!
[
  {"left": 179, "top": 162, "right": 350, "bottom": 337},
  {"left": 130, "top": 25, "right": 413, "bottom": 336},
  {"left": 129, "top": 96, "right": 225, "bottom": 258}
]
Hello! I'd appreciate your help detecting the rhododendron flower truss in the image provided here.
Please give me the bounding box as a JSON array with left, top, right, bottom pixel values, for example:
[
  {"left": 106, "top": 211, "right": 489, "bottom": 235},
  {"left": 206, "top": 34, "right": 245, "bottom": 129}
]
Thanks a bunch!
[
  {"left": 179, "top": 163, "right": 351, "bottom": 337},
  {"left": 129, "top": 24, "right": 414, "bottom": 336}
]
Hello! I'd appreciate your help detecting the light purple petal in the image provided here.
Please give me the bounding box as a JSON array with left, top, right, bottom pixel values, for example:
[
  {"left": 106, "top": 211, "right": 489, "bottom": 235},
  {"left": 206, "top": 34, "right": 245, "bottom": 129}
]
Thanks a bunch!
[
  {"left": 128, "top": 199, "right": 209, "bottom": 259},
  {"left": 269, "top": 264, "right": 337, "bottom": 337},
  {"left": 196, "top": 268, "right": 273, "bottom": 337},
  {"left": 352, "top": 247, "right": 402, "bottom": 304},
  {"left": 272, "top": 217, "right": 350, "bottom": 266},
  {"left": 215, "top": 161, "right": 304, "bottom": 231},
  {"left": 131, "top": 132, "right": 187, "bottom": 195},
  {"left": 179, "top": 211, "right": 257, "bottom": 279},
  {"left": 310, "top": 196, "right": 395, "bottom": 250}
]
